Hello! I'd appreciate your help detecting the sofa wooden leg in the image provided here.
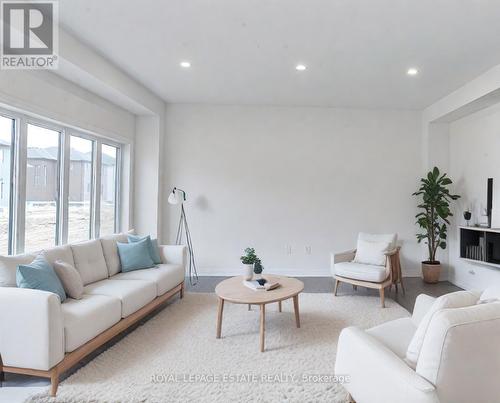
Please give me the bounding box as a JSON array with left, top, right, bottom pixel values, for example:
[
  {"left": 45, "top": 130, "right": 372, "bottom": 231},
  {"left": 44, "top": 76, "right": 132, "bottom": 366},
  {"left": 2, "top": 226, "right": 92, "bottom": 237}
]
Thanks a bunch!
[
  {"left": 50, "top": 369, "right": 59, "bottom": 397},
  {"left": 180, "top": 282, "right": 184, "bottom": 299},
  {"left": 334, "top": 279, "right": 340, "bottom": 296},
  {"left": 352, "top": 285, "right": 357, "bottom": 291},
  {"left": 379, "top": 287, "right": 385, "bottom": 308}
]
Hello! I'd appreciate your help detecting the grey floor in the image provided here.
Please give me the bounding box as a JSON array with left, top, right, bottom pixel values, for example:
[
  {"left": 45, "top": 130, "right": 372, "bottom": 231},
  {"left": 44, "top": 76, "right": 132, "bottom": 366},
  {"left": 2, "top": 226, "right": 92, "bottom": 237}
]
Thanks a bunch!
[
  {"left": 186, "top": 276, "right": 461, "bottom": 313},
  {"left": 1, "top": 276, "right": 461, "bottom": 392}
]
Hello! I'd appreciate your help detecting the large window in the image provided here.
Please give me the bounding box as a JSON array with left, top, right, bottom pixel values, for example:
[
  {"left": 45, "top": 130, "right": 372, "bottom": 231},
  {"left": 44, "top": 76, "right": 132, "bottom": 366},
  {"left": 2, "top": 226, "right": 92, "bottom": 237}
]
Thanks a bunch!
[
  {"left": 25, "top": 124, "right": 61, "bottom": 251},
  {"left": 0, "top": 116, "right": 14, "bottom": 254},
  {"left": 100, "top": 144, "right": 118, "bottom": 236},
  {"left": 0, "top": 107, "right": 123, "bottom": 254},
  {"left": 68, "top": 136, "right": 94, "bottom": 243}
]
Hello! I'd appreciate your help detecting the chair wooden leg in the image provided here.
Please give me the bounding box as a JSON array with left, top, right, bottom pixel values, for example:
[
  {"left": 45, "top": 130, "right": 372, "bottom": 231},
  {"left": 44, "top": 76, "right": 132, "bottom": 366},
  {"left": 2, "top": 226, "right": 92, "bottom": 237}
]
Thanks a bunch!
[
  {"left": 400, "top": 277, "right": 406, "bottom": 295},
  {"left": 379, "top": 287, "right": 385, "bottom": 308},
  {"left": 180, "top": 282, "right": 185, "bottom": 299},
  {"left": 334, "top": 279, "right": 340, "bottom": 296},
  {"left": 397, "top": 254, "right": 405, "bottom": 295},
  {"left": 278, "top": 300, "right": 282, "bottom": 312},
  {"left": 395, "top": 283, "right": 398, "bottom": 294},
  {"left": 248, "top": 304, "right": 251, "bottom": 311},
  {"left": 50, "top": 368, "right": 59, "bottom": 397}
]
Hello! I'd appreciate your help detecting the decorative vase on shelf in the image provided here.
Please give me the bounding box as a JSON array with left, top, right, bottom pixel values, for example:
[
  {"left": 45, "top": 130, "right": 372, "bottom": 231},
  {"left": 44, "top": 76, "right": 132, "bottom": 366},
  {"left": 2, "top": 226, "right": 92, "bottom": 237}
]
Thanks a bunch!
[
  {"left": 243, "top": 264, "right": 254, "bottom": 281},
  {"left": 463, "top": 211, "right": 471, "bottom": 226}
]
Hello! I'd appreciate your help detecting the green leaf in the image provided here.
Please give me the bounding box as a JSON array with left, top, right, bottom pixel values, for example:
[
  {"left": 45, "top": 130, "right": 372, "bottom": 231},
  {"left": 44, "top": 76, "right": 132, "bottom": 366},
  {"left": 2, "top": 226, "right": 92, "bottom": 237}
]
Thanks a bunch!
[{"left": 414, "top": 167, "right": 459, "bottom": 257}]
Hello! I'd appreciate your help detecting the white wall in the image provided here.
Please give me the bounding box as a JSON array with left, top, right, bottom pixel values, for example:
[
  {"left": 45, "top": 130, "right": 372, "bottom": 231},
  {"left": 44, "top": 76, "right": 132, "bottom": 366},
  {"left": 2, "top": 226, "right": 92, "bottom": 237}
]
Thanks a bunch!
[
  {"left": 448, "top": 103, "right": 500, "bottom": 290},
  {"left": 164, "top": 104, "right": 422, "bottom": 276},
  {"left": 134, "top": 116, "right": 161, "bottom": 237},
  {"left": 0, "top": 70, "right": 135, "bottom": 141}
]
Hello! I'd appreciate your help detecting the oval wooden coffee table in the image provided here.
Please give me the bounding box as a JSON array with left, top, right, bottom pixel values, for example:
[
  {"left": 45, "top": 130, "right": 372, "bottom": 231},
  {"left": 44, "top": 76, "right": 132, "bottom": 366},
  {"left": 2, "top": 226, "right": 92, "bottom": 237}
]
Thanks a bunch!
[{"left": 215, "top": 275, "right": 304, "bottom": 352}]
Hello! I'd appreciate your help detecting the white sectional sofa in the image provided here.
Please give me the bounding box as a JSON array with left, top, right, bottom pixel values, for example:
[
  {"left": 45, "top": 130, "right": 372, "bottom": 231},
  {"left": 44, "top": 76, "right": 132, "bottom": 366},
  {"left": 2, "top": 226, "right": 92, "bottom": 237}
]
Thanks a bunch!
[{"left": 0, "top": 233, "right": 186, "bottom": 396}]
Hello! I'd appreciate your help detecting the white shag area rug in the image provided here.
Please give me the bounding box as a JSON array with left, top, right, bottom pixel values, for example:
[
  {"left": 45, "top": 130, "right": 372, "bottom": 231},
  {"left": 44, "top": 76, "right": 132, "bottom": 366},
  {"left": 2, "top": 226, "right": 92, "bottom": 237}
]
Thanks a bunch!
[{"left": 28, "top": 292, "right": 409, "bottom": 403}]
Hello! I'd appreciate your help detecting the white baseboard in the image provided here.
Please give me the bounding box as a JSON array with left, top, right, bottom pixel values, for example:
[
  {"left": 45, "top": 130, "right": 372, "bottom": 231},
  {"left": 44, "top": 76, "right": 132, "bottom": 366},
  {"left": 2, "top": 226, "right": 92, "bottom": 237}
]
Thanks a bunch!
[
  {"left": 196, "top": 266, "right": 421, "bottom": 278},
  {"left": 196, "top": 267, "right": 331, "bottom": 277}
]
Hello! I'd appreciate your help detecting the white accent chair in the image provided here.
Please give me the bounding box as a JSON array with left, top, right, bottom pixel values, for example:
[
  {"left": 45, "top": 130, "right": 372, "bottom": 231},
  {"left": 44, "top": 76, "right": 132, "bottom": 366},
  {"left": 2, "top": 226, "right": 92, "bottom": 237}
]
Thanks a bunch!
[
  {"left": 331, "top": 233, "right": 404, "bottom": 307},
  {"left": 335, "top": 288, "right": 500, "bottom": 403}
]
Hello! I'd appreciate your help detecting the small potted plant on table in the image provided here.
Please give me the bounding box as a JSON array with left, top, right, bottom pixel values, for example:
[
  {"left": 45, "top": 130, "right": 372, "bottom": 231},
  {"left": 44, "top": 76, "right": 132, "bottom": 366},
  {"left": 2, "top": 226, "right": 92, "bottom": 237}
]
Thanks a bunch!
[
  {"left": 413, "top": 167, "right": 460, "bottom": 283},
  {"left": 240, "top": 248, "right": 257, "bottom": 280}
]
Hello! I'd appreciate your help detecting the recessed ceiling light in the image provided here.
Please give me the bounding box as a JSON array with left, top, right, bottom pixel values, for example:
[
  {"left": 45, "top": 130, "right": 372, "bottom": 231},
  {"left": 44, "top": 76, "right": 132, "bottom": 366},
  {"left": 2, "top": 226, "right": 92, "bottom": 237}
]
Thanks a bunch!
[
  {"left": 180, "top": 61, "right": 191, "bottom": 68},
  {"left": 295, "top": 64, "right": 307, "bottom": 71},
  {"left": 407, "top": 68, "right": 418, "bottom": 76}
]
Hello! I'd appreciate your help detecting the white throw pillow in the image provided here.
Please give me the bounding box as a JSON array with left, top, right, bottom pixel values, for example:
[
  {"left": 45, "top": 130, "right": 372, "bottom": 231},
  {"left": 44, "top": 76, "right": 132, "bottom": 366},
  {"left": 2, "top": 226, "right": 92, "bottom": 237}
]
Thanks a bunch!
[
  {"left": 405, "top": 290, "right": 479, "bottom": 367},
  {"left": 358, "top": 232, "right": 397, "bottom": 250},
  {"left": 42, "top": 245, "right": 75, "bottom": 267},
  {"left": 100, "top": 233, "right": 129, "bottom": 276},
  {"left": 53, "top": 260, "right": 84, "bottom": 300},
  {"left": 353, "top": 239, "right": 391, "bottom": 266},
  {"left": 479, "top": 286, "right": 500, "bottom": 303},
  {"left": 0, "top": 253, "right": 36, "bottom": 287}
]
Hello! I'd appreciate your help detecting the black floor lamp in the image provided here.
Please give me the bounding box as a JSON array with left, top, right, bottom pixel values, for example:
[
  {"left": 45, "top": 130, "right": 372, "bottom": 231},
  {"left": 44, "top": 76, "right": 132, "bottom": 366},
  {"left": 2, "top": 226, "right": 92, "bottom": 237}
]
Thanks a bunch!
[{"left": 168, "top": 187, "right": 198, "bottom": 285}]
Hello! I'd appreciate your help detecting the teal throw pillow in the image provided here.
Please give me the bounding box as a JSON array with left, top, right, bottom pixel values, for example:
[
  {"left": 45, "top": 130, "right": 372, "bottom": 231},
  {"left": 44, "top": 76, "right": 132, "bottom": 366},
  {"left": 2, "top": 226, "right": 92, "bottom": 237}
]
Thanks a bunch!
[
  {"left": 128, "top": 234, "right": 162, "bottom": 265},
  {"left": 117, "top": 238, "right": 155, "bottom": 272},
  {"left": 16, "top": 255, "right": 67, "bottom": 302}
]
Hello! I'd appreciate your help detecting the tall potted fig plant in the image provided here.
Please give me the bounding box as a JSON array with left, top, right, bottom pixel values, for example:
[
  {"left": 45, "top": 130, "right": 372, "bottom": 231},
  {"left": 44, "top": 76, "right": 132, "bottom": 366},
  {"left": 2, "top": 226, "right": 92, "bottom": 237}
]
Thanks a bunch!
[{"left": 413, "top": 167, "right": 460, "bottom": 283}]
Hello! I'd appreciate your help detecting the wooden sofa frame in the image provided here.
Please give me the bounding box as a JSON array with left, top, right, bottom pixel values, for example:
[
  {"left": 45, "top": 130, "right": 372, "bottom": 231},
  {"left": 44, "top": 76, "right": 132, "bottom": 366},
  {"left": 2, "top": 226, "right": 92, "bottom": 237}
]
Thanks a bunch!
[
  {"left": 0, "top": 281, "right": 184, "bottom": 396},
  {"left": 333, "top": 247, "right": 404, "bottom": 307}
]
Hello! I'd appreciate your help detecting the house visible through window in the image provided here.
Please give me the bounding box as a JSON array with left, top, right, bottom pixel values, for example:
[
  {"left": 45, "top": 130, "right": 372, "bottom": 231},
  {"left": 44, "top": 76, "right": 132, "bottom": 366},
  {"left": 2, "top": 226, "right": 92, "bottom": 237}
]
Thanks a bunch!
[{"left": 34, "top": 165, "right": 47, "bottom": 187}]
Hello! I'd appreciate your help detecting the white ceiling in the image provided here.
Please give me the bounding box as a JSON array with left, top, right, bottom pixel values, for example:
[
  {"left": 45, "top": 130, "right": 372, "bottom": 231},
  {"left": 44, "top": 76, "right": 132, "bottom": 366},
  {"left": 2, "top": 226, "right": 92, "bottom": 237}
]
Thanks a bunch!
[{"left": 59, "top": 0, "right": 500, "bottom": 109}]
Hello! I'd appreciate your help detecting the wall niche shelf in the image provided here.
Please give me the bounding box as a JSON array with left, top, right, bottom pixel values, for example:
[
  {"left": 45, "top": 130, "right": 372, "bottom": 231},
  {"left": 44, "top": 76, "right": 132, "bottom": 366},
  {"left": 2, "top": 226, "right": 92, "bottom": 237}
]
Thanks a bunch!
[{"left": 460, "top": 226, "right": 500, "bottom": 269}]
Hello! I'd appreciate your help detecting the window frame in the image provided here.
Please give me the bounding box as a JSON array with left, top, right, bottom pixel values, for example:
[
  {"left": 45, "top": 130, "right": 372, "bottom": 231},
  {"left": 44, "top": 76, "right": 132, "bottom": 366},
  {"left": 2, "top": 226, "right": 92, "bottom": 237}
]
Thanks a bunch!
[
  {"left": 100, "top": 142, "right": 121, "bottom": 236},
  {"left": 67, "top": 133, "right": 96, "bottom": 244},
  {"left": 0, "top": 106, "right": 124, "bottom": 254},
  {"left": 0, "top": 112, "right": 17, "bottom": 255}
]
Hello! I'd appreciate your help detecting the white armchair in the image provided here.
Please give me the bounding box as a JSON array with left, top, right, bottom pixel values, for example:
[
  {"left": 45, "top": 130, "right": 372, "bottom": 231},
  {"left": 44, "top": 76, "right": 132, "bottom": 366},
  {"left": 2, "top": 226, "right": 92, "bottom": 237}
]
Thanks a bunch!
[
  {"left": 331, "top": 233, "right": 404, "bottom": 307},
  {"left": 335, "top": 288, "right": 500, "bottom": 403}
]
